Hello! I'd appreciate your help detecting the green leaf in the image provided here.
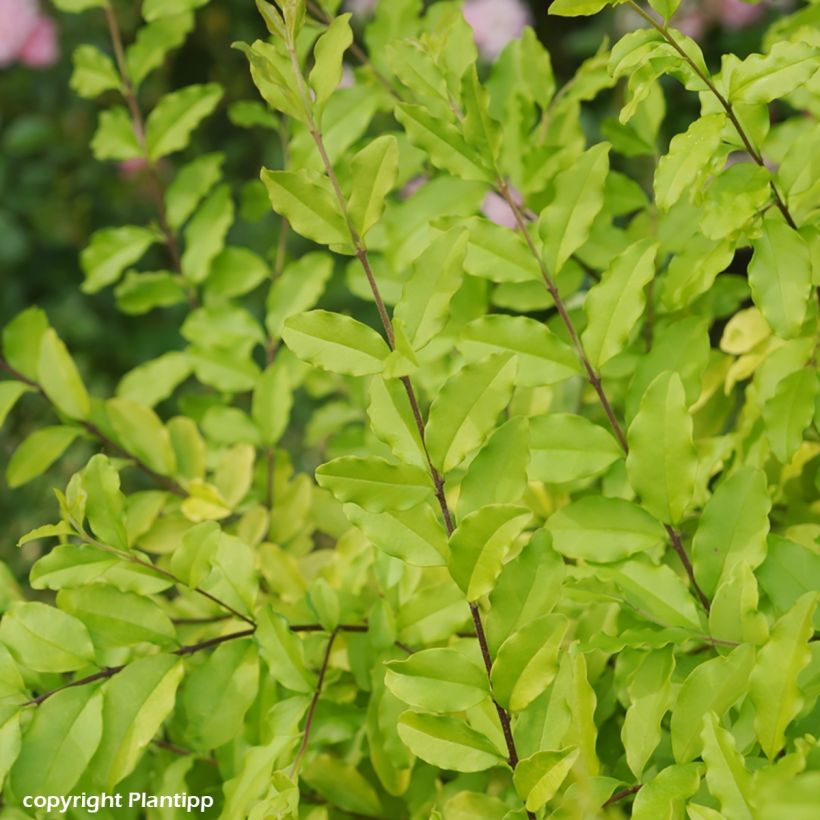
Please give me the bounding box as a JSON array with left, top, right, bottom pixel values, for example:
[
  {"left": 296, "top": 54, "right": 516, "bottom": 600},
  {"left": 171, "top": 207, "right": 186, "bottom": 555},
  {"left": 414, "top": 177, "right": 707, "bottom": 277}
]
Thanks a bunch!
[
  {"left": 17, "top": 522, "right": 73, "bottom": 547},
  {"left": 700, "top": 712, "right": 753, "bottom": 820},
  {"left": 38, "top": 329, "right": 90, "bottom": 420},
  {"left": 549, "top": 0, "right": 610, "bottom": 16},
  {"left": 127, "top": 12, "right": 194, "bottom": 88},
  {"left": 385, "top": 648, "right": 489, "bottom": 712},
  {"left": 344, "top": 503, "right": 447, "bottom": 567},
  {"left": 491, "top": 614, "right": 569, "bottom": 712},
  {"left": 145, "top": 83, "right": 223, "bottom": 160},
  {"left": 142, "top": 0, "right": 208, "bottom": 20},
  {"left": 80, "top": 226, "right": 158, "bottom": 294},
  {"left": 654, "top": 114, "right": 724, "bottom": 210},
  {"left": 727, "top": 41, "right": 818, "bottom": 104},
  {"left": 90, "top": 654, "right": 183, "bottom": 789},
  {"left": 670, "top": 643, "right": 755, "bottom": 762},
  {"left": 750, "top": 592, "right": 817, "bottom": 759},
  {"left": 283, "top": 309, "right": 390, "bottom": 376},
  {"left": 396, "top": 712, "right": 503, "bottom": 772},
  {"left": 107, "top": 398, "right": 176, "bottom": 476},
  {"left": 260, "top": 169, "right": 349, "bottom": 247},
  {"left": 70, "top": 45, "right": 121, "bottom": 98},
  {"left": 255, "top": 608, "right": 315, "bottom": 693},
  {"left": 626, "top": 371, "right": 697, "bottom": 524},
  {"left": 82, "top": 454, "right": 129, "bottom": 551},
  {"left": 266, "top": 252, "right": 332, "bottom": 338},
  {"left": 486, "top": 532, "right": 564, "bottom": 655},
  {"left": 7, "top": 426, "right": 80, "bottom": 488},
  {"left": 529, "top": 414, "right": 621, "bottom": 484},
  {"left": 302, "top": 755, "right": 383, "bottom": 818},
  {"left": 52, "top": 0, "right": 106, "bottom": 10},
  {"left": 165, "top": 152, "right": 224, "bottom": 230},
  {"left": 621, "top": 646, "right": 675, "bottom": 778},
  {"left": 367, "top": 376, "right": 426, "bottom": 468},
  {"left": 10, "top": 687, "right": 103, "bottom": 797},
  {"left": 309, "top": 13, "right": 353, "bottom": 118},
  {"left": 2, "top": 306, "right": 49, "bottom": 380},
  {"left": 762, "top": 368, "right": 818, "bottom": 463},
  {"left": 749, "top": 213, "right": 812, "bottom": 339},
  {"left": 0, "top": 602, "right": 95, "bottom": 673},
  {"left": 458, "top": 315, "right": 580, "bottom": 387},
  {"left": 581, "top": 239, "right": 657, "bottom": 368},
  {"left": 180, "top": 183, "right": 235, "bottom": 283},
  {"left": 252, "top": 361, "right": 292, "bottom": 446},
  {"left": 459, "top": 417, "right": 530, "bottom": 517},
  {"left": 662, "top": 235, "right": 734, "bottom": 310},
  {"left": 427, "top": 354, "right": 517, "bottom": 473},
  {"left": 547, "top": 497, "right": 665, "bottom": 563},
  {"left": 449, "top": 504, "right": 531, "bottom": 601},
  {"left": 538, "top": 142, "right": 610, "bottom": 275},
  {"left": 91, "top": 107, "right": 142, "bottom": 161},
  {"left": 513, "top": 748, "right": 579, "bottom": 812},
  {"left": 114, "top": 271, "right": 186, "bottom": 314},
  {"left": 117, "top": 351, "right": 192, "bottom": 407},
  {"left": 647, "top": 0, "right": 682, "bottom": 20},
  {"left": 206, "top": 246, "right": 269, "bottom": 298},
  {"left": 461, "top": 217, "right": 539, "bottom": 283},
  {"left": 395, "top": 103, "right": 491, "bottom": 182},
  {"left": 692, "top": 467, "right": 770, "bottom": 599},
  {"left": 316, "top": 456, "right": 432, "bottom": 512},
  {"left": 183, "top": 639, "right": 258, "bottom": 750},
  {"left": 758, "top": 536, "right": 820, "bottom": 627},
  {"left": 631, "top": 763, "right": 701, "bottom": 820},
  {"left": 0, "top": 381, "right": 31, "bottom": 427}
]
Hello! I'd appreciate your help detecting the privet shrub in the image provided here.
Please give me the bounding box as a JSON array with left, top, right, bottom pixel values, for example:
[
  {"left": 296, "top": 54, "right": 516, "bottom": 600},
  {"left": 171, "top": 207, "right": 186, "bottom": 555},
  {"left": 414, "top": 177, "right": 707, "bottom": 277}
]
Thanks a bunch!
[{"left": 0, "top": 0, "right": 818, "bottom": 817}]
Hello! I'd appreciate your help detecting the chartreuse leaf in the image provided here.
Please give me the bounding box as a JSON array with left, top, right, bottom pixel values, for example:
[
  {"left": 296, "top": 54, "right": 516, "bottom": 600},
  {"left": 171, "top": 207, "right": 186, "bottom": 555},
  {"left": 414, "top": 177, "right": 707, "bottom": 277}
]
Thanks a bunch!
[
  {"left": 513, "top": 748, "right": 579, "bottom": 812},
  {"left": 142, "top": 0, "right": 208, "bottom": 21},
  {"left": 621, "top": 646, "right": 675, "bottom": 778},
  {"left": 491, "top": 614, "right": 569, "bottom": 712},
  {"left": 458, "top": 417, "right": 530, "bottom": 517},
  {"left": 6, "top": 426, "right": 80, "bottom": 488},
  {"left": 165, "top": 153, "right": 224, "bottom": 230},
  {"left": 309, "top": 13, "right": 353, "bottom": 120},
  {"left": 80, "top": 226, "right": 159, "bottom": 294},
  {"left": 92, "top": 107, "right": 141, "bottom": 161},
  {"left": 631, "top": 763, "right": 701, "bottom": 820},
  {"left": 0, "top": 602, "right": 94, "bottom": 673},
  {"left": 183, "top": 639, "right": 258, "bottom": 750},
  {"left": 750, "top": 592, "right": 818, "bottom": 759},
  {"left": 127, "top": 11, "right": 194, "bottom": 88},
  {"left": 52, "top": 0, "right": 107, "bottom": 10},
  {"left": 662, "top": 235, "right": 734, "bottom": 310},
  {"left": 385, "top": 648, "right": 489, "bottom": 712},
  {"left": 316, "top": 456, "right": 432, "bottom": 512},
  {"left": 458, "top": 315, "right": 580, "bottom": 387},
  {"left": 727, "top": 41, "right": 818, "bottom": 104},
  {"left": 283, "top": 309, "right": 389, "bottom": 376},
  {"left": 81, "top": 454, "right": 128, "bottom": 551},
  {"left": 367, "top": 377, "right": 426, "bottom": 468},
  {"left": 255, "top": 608, "right": 316, "bottom": 693},
  {"left": 396, "top": 712, "right": 504, "bottom": 773},
  {"left": 180, "top": 183, "right": 234, "bottom": 283},
  {"left": 460, "top": 217, "right": 538, "bottom": 283},
  {"left": 427, "top": 354, "right": 517, "bottom": 473},
  {"left": 348, "top": 135, "right": 399, "bottom": 238},
  {"left": 145, "top": 83, "right": 223, "bottom": 160},
  {"left": 762, "top": 368, "right": 818, "bottom": 463},
  {"left": 17, "top": 522, "right": 73, "bottom": 548},
  {"left": 344, "top": 503, "right": 447, "bottom": 567},
  {"left": 486, "top": 532, "right": 564, "bottom": 654},
  {"left": 57, "top": 586, "right": 176, "bottom": 650},
  {"left": 252, "top": 361, "right": 291, "bottom": 446},
  {"left": 302, "top": 755, "right": 383, "bottom": 818},
  {"left": 626, "top": 371, "right": 697, "bottom": 524},
  {"left": 168, "top": 416, "right": 206, "bottom": 482},
  {"left": 38, "top": 329, "right": 90, "bottom": 420},
  {"left": 582, "top": 239, "right": 657, "bottom": 368},
  {"left": 90, "top": 654, "right": 183, "bottom": 789},
  {"left": 654, "top": 114, "right": 724, "bottom": 210},
  {"left": 700, "top": 712, "right": 753, "bottom": 820},
  {"left": 692, "top": 467, "right": 770, "bottom": 599},
  {"left": 448, "top": 505, "right": 531, "bottom": 601},
  {"left": 261, "top": 169, "right": 349, "bottom": 247},
  {"left": 107, "top": 398, "right": 176, "bottom": 476},
  {"left": 547, "top": 497, "right": 665, "bottom": 562},
  {"left": 70, "top": 45, "right": 121, "bottom": 98},
  {"left": 3, "top": 306, "right": 49, "bottom": 380},
  {"left": 10, "top": 687, "right": 103, "bottom": 798},
  {"left": 549, "top": 0, "right": 610, "bottom": 15},
  {"left": 709, "top": 562, "right": 769, "bottom": 646},
  {"left": 758, "top": 536, "right": 820, "bottom": 628},
  {"left": 670, "top": 643, "right": 755, "bottom": 762},
  {"left": 266, "top": 252, "right": 332, "bottom": 339},
  {"left": 529, "top": 414, "right": 621, "bottom": 484},
  {"left": 538, "top": 142, "right": 610, "bottom": 276},
  {"left": 394, "top": 228, "right": 468, "bottom": 350},
  {"left": 749, "top": 212, "right": 812, "bottom": 339}
]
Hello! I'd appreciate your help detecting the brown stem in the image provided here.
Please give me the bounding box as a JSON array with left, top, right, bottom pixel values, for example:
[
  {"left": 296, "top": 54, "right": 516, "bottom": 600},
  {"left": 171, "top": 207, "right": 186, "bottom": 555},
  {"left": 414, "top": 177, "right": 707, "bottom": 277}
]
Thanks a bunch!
[
  {"left": 153, "top": 739, "right": 217, "bottom": 766},
  {"left": 626, "top": 0, "right": 797, "bottom": 230},
  {"left": 290, "top": 629, "right": 338, "bottom": 777},
  {"left": 603, "top": 784, "right": 642, "bottom": 807},
  {"left": 25, "top": 627, "right": 255, "bottom": 707}
]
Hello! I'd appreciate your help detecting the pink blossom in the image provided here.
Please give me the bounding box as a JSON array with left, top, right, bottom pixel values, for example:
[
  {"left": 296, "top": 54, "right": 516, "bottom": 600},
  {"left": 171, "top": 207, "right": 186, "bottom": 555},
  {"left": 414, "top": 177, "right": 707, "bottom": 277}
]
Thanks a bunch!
[
  {"left": 463, "top": 0, "right": 532, "bottom": 61},
  {"left": 482, "top": 190, "right": 518, "bottom": 229},
  {"left": 0, "top": 0, "right": 39, "bottom": 67},
  {"left": 118, "top": 157, "right": 149, "bottom": 179},
  {"left": 18, "top": 14, "right": 58, "bottom": 67},
  {"left": 400, "top": 175, "right": 428, "bottom": 200},
  {"left": 717, "top": 0, "right": 764, "bottom": 30}
]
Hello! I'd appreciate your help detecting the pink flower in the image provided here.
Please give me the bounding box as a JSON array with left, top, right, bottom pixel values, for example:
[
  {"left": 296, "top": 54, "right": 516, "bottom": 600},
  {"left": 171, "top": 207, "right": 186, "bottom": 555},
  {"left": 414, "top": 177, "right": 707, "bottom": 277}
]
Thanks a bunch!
[
  {"left": 717, "top": 0, "right": 764, "bottom": 30},
  {"left": 118, "top": 156, "right": 149, "bottom": 179},
  {"left": 463, "top": 0, "right": 532, "bottom": 61},
  {"left": 0, "top": 0, "right": 39, "bottom": 67},
  {"left": 18, "top": 14, "right": 58, "bottom": 67},
  {"left": 400, "top": 175, "right": 428, "bottom": 200},
  {"left": 482, "top": 191, "right": 518, "bottom": 229}
]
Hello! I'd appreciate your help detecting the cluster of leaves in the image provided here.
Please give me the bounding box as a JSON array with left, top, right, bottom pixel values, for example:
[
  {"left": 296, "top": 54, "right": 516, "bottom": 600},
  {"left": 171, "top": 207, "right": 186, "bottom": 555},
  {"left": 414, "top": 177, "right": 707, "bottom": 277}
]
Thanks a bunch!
[{"left": 0, "top": 0, "right": 818, "bottom": 817}]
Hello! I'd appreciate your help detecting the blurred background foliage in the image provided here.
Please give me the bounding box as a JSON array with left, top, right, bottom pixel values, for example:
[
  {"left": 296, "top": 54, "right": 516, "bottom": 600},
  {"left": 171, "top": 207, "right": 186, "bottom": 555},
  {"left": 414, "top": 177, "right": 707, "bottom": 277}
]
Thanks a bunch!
[{"left": 0, "top": 0, "right": 785, "bottom": 576}]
